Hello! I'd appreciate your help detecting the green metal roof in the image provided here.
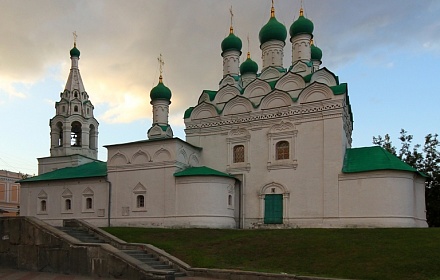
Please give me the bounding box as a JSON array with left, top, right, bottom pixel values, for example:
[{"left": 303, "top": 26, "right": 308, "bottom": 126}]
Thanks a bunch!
[
  {"left": 19, "top": 161, "right": 107, "bottom": 183},
  {"left": 184, "top": 107, "right": 194, "bottom": 119},
  {"left": 259, "top": 16, "right": 287, "bottom": 45},
  {"left": 70, "top": 46, "right": 80, "bottom": 57},
  {"left": 331, "top": 83, "right": 347, "bottom": 95},
  {"left": 150, "top": 81, "right": 172, "bottom": 101},
  {"left": 240, "top": 57, "right": 258, "bottom": 74},
  {"left": 221, "top": 32, "right": 242, "bottom": 53},
  {"left": 311, "top": 43, "right": 322, "bottom": 60},
  {"left": 174, "top": 166, "right": 235, "bottom": 178},
  {"left": 342, "top": 146, "right": 425, "bottom": 176},
  {"left": 289, "top": 15, "right": 314, "bottom": 37},
  {"left": 203, "top": 90, "right": 217, "bottom": 101}
]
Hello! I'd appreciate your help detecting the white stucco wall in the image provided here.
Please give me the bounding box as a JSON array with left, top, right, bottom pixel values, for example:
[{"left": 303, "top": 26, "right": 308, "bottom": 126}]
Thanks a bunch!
[
  {"left": 338, "top": 171, "right": 428, "bottom": 227},
  {"left": 175, "top": 176, "right": 236, "bottom": 228},
  {"left": 20, "top": 177, "right": 109, "bottom": 227}
]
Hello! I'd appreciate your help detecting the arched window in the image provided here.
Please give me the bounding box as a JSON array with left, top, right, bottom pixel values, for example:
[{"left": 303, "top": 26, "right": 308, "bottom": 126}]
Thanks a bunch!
[
  {"left": 86, "top": 197, "right": 93, "bottom": 209},
  {"left": 65, "top": 199, "right": 71, "bottom": 210},
  {"left": 136, "top": 195, "right": 145, "bottom": 208},
  {"left": 71, "top": 121, "right": 82, "bottom": 146},
  {"left": 56, "top": 122, "right": 63, "bottom": 147},
  {"left": 228, "top": 195, "right": 232, "bottom": 206},
  {"left": 89, "top": 124, "right": 96, "bottom": 150},
  {"left": 74, "top": 105, "right": 78, "bottom": 112},
  {"left": 41, "top": 200, "right": 47, "bottom": 212},
  {"left": 233, "top": 145, "right": 245, "bottom": 163},
  {"left": 62, "top": 106, "right": 66, "bottom": 113},
  {"left": 276, "top": 141, "right": 289, "bottom": 160}
]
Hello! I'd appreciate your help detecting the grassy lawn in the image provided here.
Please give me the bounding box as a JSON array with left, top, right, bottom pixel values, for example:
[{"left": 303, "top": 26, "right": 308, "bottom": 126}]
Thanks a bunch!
[{"left": 102, "top": 227, "right": 440, "bottom": 280}]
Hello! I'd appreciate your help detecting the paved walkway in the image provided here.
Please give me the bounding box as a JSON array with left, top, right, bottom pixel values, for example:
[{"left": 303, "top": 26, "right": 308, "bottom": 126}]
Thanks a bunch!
[{"left": 0, "top": 268, "right": 218, "bottom": 280}]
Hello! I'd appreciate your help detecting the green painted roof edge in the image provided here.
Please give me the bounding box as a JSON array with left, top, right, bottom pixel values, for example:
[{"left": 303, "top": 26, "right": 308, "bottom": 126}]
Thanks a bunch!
[
  {"left": 203, "top": 90, "right": 217, "bottom": 101},
  {"left": 331, "top": 83, "right": 347, "bottom": 95},
  {"left": 174, "top": 166, "right": 235, "bottom": 178},
  {"left": 184, "top": 107, "right": 194, "bottom": 119},
  {"left": 303, "top": 73, "right": 312, "bottom": 83},
  {"left": 18, "top": 161, "right": 107, "bottom": 183},
  {"left": 342, "top": 146, "right": 426, "bottom": 177}
]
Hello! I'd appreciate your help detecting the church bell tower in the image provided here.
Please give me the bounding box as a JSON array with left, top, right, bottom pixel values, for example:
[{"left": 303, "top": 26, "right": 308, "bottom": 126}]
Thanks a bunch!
[{"left": 42, "top": 35, "right": 99, "bottom": 174}]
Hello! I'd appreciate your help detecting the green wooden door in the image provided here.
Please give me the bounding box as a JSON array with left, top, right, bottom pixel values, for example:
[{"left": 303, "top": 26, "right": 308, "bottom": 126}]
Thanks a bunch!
[{"left": 264, "top": 194, "right": 283, "bottom": 224}]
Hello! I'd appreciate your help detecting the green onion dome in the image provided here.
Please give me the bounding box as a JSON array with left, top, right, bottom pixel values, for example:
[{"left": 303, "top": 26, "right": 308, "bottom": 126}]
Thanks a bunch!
[
  {"left": 289, "top": 9, "right": 314, "bottom": 37},
  {"left": 70, "top": 43, "right": 80, "bottom": 57},
  {"left": 259, "top": 17, "right": 287, "bottom": 45},
  {"left": 221, "top": 28, "right": 243, "bottom": 54},
  {"left": 259, "top": 8, "right": 287, "bottom": 45},
  {"left": 240, "top": 52, "right": 258, "bottom": 74},
  {"left": 150, "top": 77, "right": 172, "bottom": 102},
  {"left": 310, "top": 40, "right": 322, "bottom": 60}
]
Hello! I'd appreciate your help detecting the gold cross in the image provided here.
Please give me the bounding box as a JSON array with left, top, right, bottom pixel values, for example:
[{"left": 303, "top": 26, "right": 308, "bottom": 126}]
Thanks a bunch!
[
  {"left": 229, "top": 6, "right": 234, "bottom": 27},
  {"left": 158, "top": 54, "right": 165, "bottom": 77},
  {"left": 73, "top": 31, "right": 78, "bottom": 46}
]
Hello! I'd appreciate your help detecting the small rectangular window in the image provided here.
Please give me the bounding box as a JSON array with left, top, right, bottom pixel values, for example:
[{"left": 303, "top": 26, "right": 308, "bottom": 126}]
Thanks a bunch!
[{"left": 233, "top": 145, "right": 245, "bottom": 163}]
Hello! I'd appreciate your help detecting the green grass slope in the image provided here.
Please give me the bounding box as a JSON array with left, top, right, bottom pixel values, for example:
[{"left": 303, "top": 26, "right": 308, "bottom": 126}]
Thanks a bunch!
[{"left": 102, "top": 227, "right": 440, "bottom": 280}]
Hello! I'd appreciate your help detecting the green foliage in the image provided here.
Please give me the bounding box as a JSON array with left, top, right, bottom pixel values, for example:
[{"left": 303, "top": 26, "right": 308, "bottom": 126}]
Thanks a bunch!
[
  {"left": 373, "top": 129, "right": 440, "bottom": 227},
  {"left": 103, "top": 227, "right": 440, "bottom": 280}
]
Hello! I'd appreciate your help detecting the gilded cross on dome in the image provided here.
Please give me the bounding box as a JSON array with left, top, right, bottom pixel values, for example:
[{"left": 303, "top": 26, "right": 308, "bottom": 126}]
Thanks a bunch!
[
  {"left": 158, "top": 54, "right": 165, "bottom": 82},
  {"left": 229, "top": 6, "right": 234, "bottom": 34},
  {"left": 73, "top": 31, "right": 78, "bottom": 47}
]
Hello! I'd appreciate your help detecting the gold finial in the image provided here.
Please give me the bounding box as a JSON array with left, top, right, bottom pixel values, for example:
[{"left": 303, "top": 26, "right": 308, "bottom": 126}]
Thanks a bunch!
[
  {"left": 158, "top": 54, "right": 164, "bottom": 83},
  {"left": 310, "top": 39, "right": 314, "bottom": 46},
  {"left": 247, "top": 52, "right": 251, "bottom": 59},
  {"left": 299, "top": 0, "right": 304, "bottom": 16},
  {"left": 229, "top": 6, "right": 234, "bottom": 34},
  {"left": 270, "top": 0, "right": 275, "bottom": 18},
  {"left": 73, "top": 31, "right": 78, "bottom": 47}
]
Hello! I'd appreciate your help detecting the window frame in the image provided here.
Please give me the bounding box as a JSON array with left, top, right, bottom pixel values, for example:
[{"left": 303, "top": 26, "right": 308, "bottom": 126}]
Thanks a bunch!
[
  {"left": 227, "top": 128, "right": 251, "bottom": 172},
  {"left": 267, "top": 122, "right": 298, "bottom": 170}
]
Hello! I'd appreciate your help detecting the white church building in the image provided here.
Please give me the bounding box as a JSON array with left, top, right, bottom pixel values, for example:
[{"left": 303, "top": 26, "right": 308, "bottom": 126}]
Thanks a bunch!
[{"left": 19, "top": 5, "right": 428, "bottom": 228}]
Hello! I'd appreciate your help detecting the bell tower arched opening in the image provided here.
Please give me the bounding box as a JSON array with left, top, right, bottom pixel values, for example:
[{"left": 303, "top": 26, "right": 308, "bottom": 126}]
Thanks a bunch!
[{"left": 71, "top": 121, "right": 82, "bottom": 147}]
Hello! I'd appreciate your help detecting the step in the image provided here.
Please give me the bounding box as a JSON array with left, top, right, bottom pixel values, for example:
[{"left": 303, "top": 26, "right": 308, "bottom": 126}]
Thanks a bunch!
[{"left": 57, "top": 227, "right": 186, "bottom": 277}]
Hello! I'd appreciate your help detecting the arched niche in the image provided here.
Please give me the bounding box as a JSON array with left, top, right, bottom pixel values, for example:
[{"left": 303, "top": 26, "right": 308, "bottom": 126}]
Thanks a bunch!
[
  {"left": 109, "top": 152, "right": 129, "bottom": 166},
  {"left": 153, "top": 148, "right": 171, "bottom": 162},
  {"left": 191, "top": 102, "right": 219, "bottom": 120},
  {"left": 298, "top": 82, "right": 333, "bottom": 104},
  {"left": 132, "top": 149, "right": 150, "bottom": 164},
  {"left": 260, "top": 90, "right": 293, "bottom": 110},
  {"left": 290, "top": 61, "right": 309, "bottom": 75},
  {"left": 242, "top": 79, "right": 271, "bottom": 101},
  {"left": 310, "top": 67, "right": 338, "bottom": 87},
  {"left": 260, "top": 67, "right": 282, "bottom": 81},
  {"left": 214, "top": 85, "right": 240, "bottom": 105},
  {"left": 275, "top": 72, "right": 306, "bottom": 95},
  {"left": 219, "top": 75, "right": 237, "bottom": 88},
  {"left": 222, "top": 96, "right": 253, "bottom": 116}
]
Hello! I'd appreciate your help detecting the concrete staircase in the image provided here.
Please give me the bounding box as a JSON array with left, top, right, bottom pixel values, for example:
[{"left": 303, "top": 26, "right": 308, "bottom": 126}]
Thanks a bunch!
[
  {"left": 57, "top": 223, "right": 187, "bottom": 278},
  {"left": 57, "top": 227, "right": 105, "bottom": 243},
  {"left": 122, "top": 250, "right": 186, "bottom": 277}
]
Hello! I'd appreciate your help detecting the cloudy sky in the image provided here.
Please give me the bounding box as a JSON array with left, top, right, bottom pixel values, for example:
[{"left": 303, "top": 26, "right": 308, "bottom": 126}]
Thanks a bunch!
[{"left": 1, "top": 0, "right": 439, "bottom": 175}]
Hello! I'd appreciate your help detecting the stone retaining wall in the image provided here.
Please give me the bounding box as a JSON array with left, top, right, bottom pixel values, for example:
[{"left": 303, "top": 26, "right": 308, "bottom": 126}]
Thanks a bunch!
[{"left": 0, "top": 217, "right": 172, "bottom": 279}]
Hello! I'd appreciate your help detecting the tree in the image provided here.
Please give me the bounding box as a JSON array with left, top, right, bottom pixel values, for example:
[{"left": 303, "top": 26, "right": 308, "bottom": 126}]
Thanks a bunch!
[{"left": 373, "top": 129, "right": 440, "bottom": 227}]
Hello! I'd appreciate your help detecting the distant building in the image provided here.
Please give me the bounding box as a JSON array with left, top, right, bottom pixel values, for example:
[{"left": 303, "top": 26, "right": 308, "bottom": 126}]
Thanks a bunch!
[
  {"left": 0, "top": 170, "right": 21, "bottom": 216},
  {"left": 19, "top": 4, "right": 427, "bottom": 228}
]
